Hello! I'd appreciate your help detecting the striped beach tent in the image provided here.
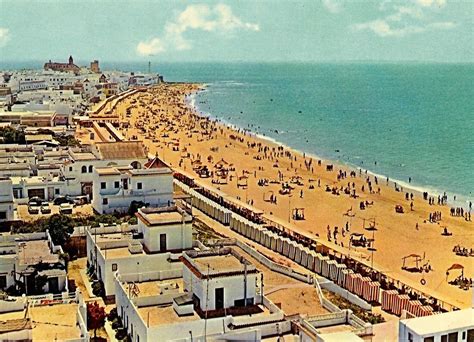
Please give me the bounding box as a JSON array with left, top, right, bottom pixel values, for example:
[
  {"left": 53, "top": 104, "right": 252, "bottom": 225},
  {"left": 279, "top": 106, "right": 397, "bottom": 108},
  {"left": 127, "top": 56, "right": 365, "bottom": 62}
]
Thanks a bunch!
[
  {"left": 334, "top": 263, "right": 347, "bottom": 285},
  {"left": 419, "top": 305, "right": 434, "bottom": 317},
  {"left": 407, "top": 300, "right": 423, "bottom": 317},
  {"left": 381, "top": 289, "right": 399, "bottom": 312},
  {"left": 339, "top": 268, "right": 353, "bottom": 288},
  {"left": 393, "top": 294, "right": 411, "bottom": 316},
  {"left": 346, "top": 272, "right": 361, "bottom": 293},
  {"left": 354, "top": 275, "right": 369, "bottom": 297},
  {"left": 328, "top": 260, "right": 339, "bottom": 281},
  {"left": 363, "top": 281, "right": 381, "bottom": 303}
]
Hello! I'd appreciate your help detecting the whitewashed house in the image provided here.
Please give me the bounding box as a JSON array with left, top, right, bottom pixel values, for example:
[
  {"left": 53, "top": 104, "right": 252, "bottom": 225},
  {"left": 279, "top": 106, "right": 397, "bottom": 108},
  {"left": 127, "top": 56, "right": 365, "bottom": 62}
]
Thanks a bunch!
[
  {"left": 91, "top": 165, "right": 173, "bottom": 214},
  {"left": 0, "top": 178, "right": 14, "bottom": 222},
  {"left": 113, "top": 246, "right": 286, "bottom": 342},
  {"left": 86, "top": 205, "right": 193, "bottom": 299},
  {"left": 181, "top": 248, "right": 259, "bottom": 313},
  {"left": 0, "top": 232, "right": 68, "bottom": 295},
  {"left": 399, "top": 309, "right": 474, "bottom": 342}
]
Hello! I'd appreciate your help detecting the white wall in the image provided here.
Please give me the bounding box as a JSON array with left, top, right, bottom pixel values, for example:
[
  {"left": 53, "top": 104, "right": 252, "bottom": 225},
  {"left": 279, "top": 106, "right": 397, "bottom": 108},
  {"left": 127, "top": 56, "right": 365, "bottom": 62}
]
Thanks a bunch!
[
  {"left": 141, "top": 220, "right": 193, "bottom": 252},
  {"left": 91, "top": 171, "right": 173, "bottom": 214},
  {"left": 183, "top": 267, "right": 258, "bottom": 311}
]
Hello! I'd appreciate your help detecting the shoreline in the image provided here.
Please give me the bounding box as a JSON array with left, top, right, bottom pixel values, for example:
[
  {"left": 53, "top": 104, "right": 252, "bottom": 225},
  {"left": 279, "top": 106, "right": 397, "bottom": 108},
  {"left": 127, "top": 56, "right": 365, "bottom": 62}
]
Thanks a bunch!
[
  {"left": 93, "top": 83, "right": 473, "bottom": 308},
  {"left": 186, "top": 90, "right": 472, "bottom": 210}
]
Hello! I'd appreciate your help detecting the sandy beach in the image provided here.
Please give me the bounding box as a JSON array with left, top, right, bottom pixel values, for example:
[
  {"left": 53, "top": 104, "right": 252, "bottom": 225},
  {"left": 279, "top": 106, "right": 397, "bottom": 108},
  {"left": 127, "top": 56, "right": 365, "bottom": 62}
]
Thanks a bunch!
[{"left": 86, "top": 83, "right": 473, "bottom": 309}]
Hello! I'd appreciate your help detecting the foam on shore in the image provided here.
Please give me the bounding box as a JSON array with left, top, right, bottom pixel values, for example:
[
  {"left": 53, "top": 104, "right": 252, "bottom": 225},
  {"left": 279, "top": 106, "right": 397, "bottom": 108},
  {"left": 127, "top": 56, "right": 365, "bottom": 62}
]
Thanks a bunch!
[{"left": 185, "top": 87, "right": 471, "bottom": 210}]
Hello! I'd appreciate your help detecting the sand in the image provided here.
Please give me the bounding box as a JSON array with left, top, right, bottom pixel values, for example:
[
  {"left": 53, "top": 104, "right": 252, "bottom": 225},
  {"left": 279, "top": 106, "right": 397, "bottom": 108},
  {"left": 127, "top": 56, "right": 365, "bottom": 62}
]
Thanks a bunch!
[{"left": 87, "top": 83, "right": 473, "bottom": 309}]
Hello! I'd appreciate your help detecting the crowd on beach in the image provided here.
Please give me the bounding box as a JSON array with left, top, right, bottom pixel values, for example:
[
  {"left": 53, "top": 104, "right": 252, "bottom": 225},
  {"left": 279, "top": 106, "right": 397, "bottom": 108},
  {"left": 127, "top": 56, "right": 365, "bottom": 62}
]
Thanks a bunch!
[{"left": 107, "top": 83, "right": 473, "bottom": 308}]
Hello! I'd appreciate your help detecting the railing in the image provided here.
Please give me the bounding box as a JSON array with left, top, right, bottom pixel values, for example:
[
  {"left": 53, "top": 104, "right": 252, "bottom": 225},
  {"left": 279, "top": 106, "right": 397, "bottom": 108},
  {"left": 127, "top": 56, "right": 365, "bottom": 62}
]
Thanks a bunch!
[{"left": 28, "top": 291, "right": 78, "bottom": 307}]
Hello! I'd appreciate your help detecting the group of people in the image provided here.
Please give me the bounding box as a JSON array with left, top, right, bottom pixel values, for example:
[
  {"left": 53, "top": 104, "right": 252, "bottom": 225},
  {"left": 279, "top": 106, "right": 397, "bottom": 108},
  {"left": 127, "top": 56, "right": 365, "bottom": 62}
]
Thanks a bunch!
[
  {"left": 452, "top": 245, "right": 474, "bottom": 257},
  {"left": 428, "top": 211, "right": 442, "bottom": 223}
]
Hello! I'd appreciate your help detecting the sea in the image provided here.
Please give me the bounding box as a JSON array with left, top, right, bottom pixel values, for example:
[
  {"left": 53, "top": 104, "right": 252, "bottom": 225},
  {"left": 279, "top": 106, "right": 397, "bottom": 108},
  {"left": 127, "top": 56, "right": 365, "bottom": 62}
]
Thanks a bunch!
[{"left": 3, "top": 61, "right": 473, "bottom": 206}]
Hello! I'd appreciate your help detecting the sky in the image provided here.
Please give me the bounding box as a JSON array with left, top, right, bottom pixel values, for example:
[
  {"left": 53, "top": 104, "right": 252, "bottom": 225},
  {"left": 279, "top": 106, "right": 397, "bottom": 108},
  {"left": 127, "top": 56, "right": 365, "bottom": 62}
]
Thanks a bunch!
[{"left": 0, "top": 0, "right": 472, "bottom": 63}]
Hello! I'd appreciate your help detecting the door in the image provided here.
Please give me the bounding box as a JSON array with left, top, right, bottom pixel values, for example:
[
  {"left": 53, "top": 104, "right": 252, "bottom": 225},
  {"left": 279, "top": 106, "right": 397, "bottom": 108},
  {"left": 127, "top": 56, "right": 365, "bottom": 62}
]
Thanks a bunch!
[
  {"left": 48, "top": 277, "right": 59, "bottom": 293},
  {"left": 81, "top": 182, "right": 93, "bottom": 199},
  {"left": 159, "top": 234, "right": 167, "bottom": 252},
  {"left": 215, "top": 287, "right": 224, "bottom": 310},
  {"left": 47, "top": 187, "right": 54, "bottom": 201},
  {"left": 122, "top": 178, "right": 128, "bottom": 190}
]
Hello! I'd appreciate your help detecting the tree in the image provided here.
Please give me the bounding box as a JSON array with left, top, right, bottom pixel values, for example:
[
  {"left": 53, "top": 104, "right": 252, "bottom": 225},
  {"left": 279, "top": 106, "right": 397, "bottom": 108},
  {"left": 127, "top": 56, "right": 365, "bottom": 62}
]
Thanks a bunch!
[
  {"left": 47, "top": 214, "right": 75, "bottom": 245},
  {"left": 87, "top": 301, "right": 107, "bottom": 340}
]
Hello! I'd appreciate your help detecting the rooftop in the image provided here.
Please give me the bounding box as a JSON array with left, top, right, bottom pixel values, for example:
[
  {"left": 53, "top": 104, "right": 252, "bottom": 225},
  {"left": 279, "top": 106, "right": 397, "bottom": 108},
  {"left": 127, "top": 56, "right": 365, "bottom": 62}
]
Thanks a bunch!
[
  {"left": 136, "top": 206, "right": 191, "bottom": 227},
  {"left": 125, "top": 278, "right": 183, "bottom": 298},
  {"left": 184, "top": 248, "right": 257, "bottom": 278},
  {"left": 17, "top": 240, "right": 59, "bottom": 265},
  {"left": 95, "top": 141, "right": 147, "bottom": 160},
  {"left": 401, "top": 308, "right": 474, "bottom": 335},
  {"left": 137, "top": 305, "right": 199, "bottom": 327}
]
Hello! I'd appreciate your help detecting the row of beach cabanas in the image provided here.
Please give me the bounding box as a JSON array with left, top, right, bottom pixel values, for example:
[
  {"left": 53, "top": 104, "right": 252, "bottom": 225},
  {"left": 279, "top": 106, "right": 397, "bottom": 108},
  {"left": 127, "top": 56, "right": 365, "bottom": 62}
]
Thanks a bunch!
[{"left": 174, "top": 174, "right": 444, "bottom": 318}]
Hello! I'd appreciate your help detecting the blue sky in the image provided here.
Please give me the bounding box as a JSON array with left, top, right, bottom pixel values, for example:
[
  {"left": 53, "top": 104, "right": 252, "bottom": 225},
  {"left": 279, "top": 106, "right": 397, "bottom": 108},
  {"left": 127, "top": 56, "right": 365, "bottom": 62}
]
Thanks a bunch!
[{"left": 0, "top": 0, "right": 472, "bottom": 63}]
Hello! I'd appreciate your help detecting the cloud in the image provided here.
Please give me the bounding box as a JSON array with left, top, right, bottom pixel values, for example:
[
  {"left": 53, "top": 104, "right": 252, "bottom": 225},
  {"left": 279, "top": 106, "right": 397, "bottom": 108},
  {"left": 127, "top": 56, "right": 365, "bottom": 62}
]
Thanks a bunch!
[
  {"left": 352, "top": 0, "right": 456, "bottom": 37},
  {"left": 415, "top": 0, "right": 446, "bottom": 8},
  {"left": 0, "top": 27, "right": 10, "bottom": 47},
  {"left": 136, "top": 4, "right": 259, "bottom": 55},
  {"left": 352, "top": 19, "right": 456, "bottom": 37},
  {"left": 322, "top": 0, "right": 341, "bottom": 14},
  {"left": 136, "top": 38, "right": 165, "bottom": 56}
]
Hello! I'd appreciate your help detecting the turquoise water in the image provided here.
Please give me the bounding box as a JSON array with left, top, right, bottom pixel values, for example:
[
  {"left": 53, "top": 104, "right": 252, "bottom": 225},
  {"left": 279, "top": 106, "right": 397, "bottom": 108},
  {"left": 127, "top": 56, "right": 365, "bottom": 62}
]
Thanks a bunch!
[
  {"left": 156, "top": 62, "right": 473, "bottom": 205},
  {"left": 3, "top": 61, "right": 473, "bottom": 205}
]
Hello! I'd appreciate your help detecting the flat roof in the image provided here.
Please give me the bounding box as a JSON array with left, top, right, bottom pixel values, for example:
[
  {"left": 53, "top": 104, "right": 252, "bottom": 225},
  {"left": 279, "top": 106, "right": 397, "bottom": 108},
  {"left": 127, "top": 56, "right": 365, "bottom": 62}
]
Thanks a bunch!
[
  {"left": 18, "top": 240, "right": 58, "bottom": 265},
  {"left": 95, "top": 167, "right": 122, "bottom": 176},
  {"left": 137, "top": 305, "right": 199, "bottom": 327},
  {"left": 317, "top": 332, "right": 364, "bottom": 342},
  {"left": 70, "top": 151, "right": 97, "bottom": 161},
  {"left": 401, "top": 309, "right": 474, "bottom": 335},
  {"left": 126, "top": 278, "right": 183, "bottom": 298},
  {"left": 102, "top": 247, "right": 142, "bottom": 259},
  {"left": 194, "top": 254, "right": 246, "bottom": 274},
  {"left": 137, "top": 208, "right": 189, "bottom": 227}
]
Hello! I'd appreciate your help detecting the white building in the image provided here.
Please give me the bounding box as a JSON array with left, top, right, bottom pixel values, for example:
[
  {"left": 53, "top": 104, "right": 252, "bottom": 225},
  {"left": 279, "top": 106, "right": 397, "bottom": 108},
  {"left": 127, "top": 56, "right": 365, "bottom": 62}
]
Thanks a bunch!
[
  {"left": 182, "top": 248, "right": 259, "bottom": 313},
  {"left": 0, "top": 232, "right": 68, "bottom": 295},
  {"left": 113, "top": 246, "right": 286, "bottom": 342},
  {"left": 0, "top": 178, "right": 14, "bottom": 222},
  {"left": 86, "top": 205, "right": 193, "bottom": 298},
  {"left": 136, "top": 206, "right": 193, "bottom": 253},
  {"left": 91, "top": 165, "right": 173, "bottom": 214},
  {"left": 399, "top": 308, "right": 474, "bottom": 342}
]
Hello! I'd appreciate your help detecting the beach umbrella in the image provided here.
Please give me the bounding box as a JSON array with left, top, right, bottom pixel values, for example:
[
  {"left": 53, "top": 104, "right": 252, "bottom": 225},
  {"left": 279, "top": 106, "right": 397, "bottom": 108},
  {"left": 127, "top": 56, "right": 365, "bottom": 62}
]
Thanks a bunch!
[{"left": 446, "top": 263, "right": 464, "bottom": 278}]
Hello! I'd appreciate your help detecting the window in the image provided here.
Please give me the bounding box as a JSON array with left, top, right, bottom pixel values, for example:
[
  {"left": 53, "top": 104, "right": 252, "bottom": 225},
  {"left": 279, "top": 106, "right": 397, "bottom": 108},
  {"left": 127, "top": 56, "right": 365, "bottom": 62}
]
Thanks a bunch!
[
  {"left": 408, "top": 333, "right": 413, "bottom": 342},
  {"left": 0, "top": 275, "right": 6, "bottom": 289},
  {"left": 441, "top": 335, "right": 447, "bottom": 342},
  {"left": 88, "top": 165, "right": 93, "bottom": 173},
  {"left": 137, "top": 182, "right": 142, "bottom": 190},
  {"left": 102, "top": 198, "right": 108, "bottom": 205},
  {"left": 69, "top": 167, "right": 73, "bottom": 172},
  {"left": 112, "top": 264, "right": 117, "bottom": 271},
  {"left": 114, "top": 181, "right": 120, "bottom": 189},
  {"left": 101, "top": 182, "right": 106, "bottom": 189},
  {"left": 81, "top": 166, "right": 87, "bottom": 173},
  {"left": 448, "top": 333, "right": 458, "bottom": 342},
  {"left": 424, "top": 337, "right": 434, "bottom": 342},
  {"left": 0, "top": 212, "right": 6, "bottom": 220},
  {"left": 55, "top": 189, "right": 60, "bottom": 195}
]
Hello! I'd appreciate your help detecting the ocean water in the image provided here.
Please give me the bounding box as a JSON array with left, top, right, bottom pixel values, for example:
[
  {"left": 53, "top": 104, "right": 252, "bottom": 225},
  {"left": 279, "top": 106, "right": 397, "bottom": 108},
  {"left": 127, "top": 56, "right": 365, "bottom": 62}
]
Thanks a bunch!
[
  {"left": 3, "top": 61, "right": 473, "bottom": 205},
  {"left": 154, "top": 62, "right": 473, "bottom": 205}
]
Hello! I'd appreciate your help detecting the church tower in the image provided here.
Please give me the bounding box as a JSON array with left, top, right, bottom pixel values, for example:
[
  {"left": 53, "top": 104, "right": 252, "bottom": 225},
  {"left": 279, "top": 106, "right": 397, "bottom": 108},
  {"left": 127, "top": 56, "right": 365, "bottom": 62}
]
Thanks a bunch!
[{"left": 68, "top": 55, "right": 74, "bottom": 65}]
